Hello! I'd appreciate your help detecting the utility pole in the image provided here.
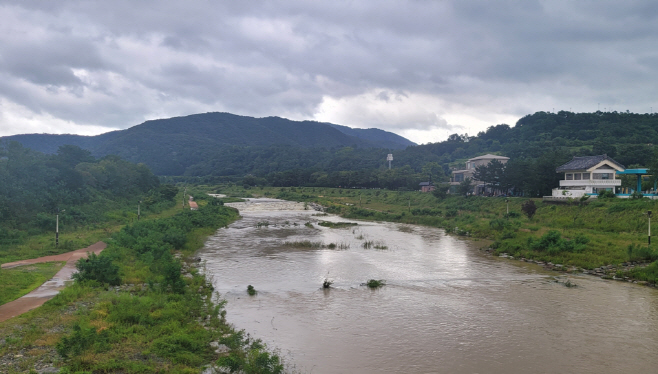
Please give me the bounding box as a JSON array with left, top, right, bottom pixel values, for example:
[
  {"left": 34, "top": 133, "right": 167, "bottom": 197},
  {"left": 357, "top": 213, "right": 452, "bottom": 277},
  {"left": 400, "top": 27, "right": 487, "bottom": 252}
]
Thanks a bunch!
[
  {"left": 647, "top": 210, "right": 651, "bottom": 245},
  {"left": 56, "top": 208, "right": 64, "bottom": 247},
  {"left": 183, "top": 187, "right": 187, "bottom": 209},
  {"left": 506, "top": 198, "right": 509, "bottom": 215},
  {"left": 56, "top": 211, "right": 59, "bottom": 247}
]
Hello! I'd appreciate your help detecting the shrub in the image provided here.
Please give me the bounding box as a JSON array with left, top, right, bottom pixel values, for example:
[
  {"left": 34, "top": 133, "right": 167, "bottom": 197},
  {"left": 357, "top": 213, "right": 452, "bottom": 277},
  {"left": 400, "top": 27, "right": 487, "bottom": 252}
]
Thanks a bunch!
[
  {"left": 630, "top": 191, "right": 644, "bottom": 199},
  {"left": 504, "top": 211, "right": 521, "bottom": 219},
  {"left": 247, "top": 285, "right": 257, "bottom": 296},
  {"left": 627, "top": 243, "right": 658, "bottom": 262},
  {"left": 56, "top": 323, "right": 110, "bottom": 359},
  {"left": 73, "top": 252, "right": 121, "bottom": 286},
  {"left": 598, "top": 190, "right": 616, "bottom": 199},
  {"left": 365, "top": 279, "right": 386, "bottom": 288},
  {"left": 527, "top": 230, "right": 588, "bottom": 254},
  {"left": 489, "top": 218, "right": 509, "bottom": 231},
  {"left": 521, "top": 200, "right": 537, "bottom": 219},
  {"left": 216, "top": 340, "right": 284, "bottom": 374}
]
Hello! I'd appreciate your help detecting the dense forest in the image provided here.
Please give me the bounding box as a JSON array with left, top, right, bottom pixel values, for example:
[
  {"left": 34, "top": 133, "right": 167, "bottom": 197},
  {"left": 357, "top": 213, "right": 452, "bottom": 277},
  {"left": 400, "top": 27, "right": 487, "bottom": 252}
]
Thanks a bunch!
[{"left": 0, "top": 142, "right": 173, "bottom": 248}]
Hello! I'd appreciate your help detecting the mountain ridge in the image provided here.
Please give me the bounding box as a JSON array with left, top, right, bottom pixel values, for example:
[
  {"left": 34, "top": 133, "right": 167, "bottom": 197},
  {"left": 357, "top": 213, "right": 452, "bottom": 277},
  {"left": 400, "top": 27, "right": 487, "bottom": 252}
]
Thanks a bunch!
[{"left": 1, "top": 112, "right": 416, "bottom": 175}]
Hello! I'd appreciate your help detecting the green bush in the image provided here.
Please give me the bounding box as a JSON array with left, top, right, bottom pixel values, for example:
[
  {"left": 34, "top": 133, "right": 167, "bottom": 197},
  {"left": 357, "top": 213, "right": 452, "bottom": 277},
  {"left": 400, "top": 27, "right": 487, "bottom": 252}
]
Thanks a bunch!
[
  {"left": 527, "top": 230, "right": 588, "bottom": 254},
  {"left": 598, "top": 190, "right": 616, "bottom": 199},
  {"left": 489, "top": 218, "right": 509, "bottom": 231},
  {"left": 216, "top": 339, "right": 284, "bottom": 374},
  {"left": 627, "top": 243, "right": 658, "bottom": 262},
  {"left": 73, "top": 252, "right": 121, "bottom": 286},
  {"left": 56, "top": 323, "right": 110, "bottom": 359}
]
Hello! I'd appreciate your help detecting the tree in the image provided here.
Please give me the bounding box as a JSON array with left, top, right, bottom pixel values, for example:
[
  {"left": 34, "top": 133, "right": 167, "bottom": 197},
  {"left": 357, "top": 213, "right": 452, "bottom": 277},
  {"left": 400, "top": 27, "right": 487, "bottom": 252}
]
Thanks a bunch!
[
  {"left": 592, "top": 140, "right": 617, "bottom": 158},
  {"left": 521, "top": 200, "right": 537, "bottom": 219},
  {"left": 431, "top": 183, "right": 450, "bottom": 200},
  {"left": 647, "top": 146, "right": 658, "bottom": 188},
  {"left": 457, "top": 178, "right": 473, "bottom": 196}
]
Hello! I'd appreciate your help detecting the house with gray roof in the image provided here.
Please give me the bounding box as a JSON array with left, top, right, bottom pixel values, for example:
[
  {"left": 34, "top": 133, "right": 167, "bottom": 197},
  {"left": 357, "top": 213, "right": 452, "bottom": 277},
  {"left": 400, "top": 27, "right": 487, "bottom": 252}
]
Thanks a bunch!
[
  {"left": 551, "top": 154, "right": 625, "bottom": 198},
  {"left": 450, "top": 154, "right": 510, "bottom": 194}
]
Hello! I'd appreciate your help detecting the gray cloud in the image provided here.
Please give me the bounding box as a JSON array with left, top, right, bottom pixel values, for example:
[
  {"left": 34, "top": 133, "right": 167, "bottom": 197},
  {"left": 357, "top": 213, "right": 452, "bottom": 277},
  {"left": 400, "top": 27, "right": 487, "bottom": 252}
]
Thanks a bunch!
[{"left": 1, "top": 0, "right": 658, "bottom": 142}]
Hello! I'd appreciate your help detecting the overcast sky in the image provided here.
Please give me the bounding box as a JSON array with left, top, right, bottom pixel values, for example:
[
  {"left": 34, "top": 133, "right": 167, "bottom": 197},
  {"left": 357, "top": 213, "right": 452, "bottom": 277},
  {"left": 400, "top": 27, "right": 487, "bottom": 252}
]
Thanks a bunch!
[{"left": 1, "top": 1, "right": 658, "bottom": 144}]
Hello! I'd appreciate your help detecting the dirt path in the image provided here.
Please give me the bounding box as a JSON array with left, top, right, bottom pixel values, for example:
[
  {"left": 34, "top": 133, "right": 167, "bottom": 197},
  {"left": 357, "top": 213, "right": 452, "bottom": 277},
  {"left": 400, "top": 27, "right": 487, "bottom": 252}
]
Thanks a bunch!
[{"left": 0, "top": 241, "right": 106, "bottom": 323}]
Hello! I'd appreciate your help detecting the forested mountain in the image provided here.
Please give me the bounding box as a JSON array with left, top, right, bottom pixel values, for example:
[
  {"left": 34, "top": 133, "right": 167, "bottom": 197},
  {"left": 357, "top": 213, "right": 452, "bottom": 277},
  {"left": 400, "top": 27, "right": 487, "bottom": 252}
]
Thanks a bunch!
[{"left": 1, "top": 112, "right": 415, "bottom": 175}]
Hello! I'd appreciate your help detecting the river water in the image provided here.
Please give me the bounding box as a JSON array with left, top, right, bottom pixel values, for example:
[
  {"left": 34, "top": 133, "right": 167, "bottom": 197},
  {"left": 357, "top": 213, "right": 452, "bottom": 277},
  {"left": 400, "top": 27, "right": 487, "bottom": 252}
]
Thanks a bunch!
[{"left": 199, "top": 199, "right": 658, "bottom": 373}]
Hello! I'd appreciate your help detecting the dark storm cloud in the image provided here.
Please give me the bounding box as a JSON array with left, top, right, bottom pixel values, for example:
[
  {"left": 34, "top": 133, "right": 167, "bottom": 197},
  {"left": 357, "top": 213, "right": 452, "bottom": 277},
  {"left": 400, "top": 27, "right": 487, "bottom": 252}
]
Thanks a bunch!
[{"left": 1, "top": 0, "right": 658, "bottom": 141}]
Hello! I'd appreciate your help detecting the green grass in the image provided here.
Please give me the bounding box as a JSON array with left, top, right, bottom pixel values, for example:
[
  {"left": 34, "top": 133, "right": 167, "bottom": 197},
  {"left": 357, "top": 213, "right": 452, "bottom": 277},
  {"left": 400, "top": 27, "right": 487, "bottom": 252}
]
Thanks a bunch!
[
  {"left": 0, "top": 262, "right": 66, "bottom": 305},
  {"left": 0, "top": 194, "right": 184, "bottom": 265}
]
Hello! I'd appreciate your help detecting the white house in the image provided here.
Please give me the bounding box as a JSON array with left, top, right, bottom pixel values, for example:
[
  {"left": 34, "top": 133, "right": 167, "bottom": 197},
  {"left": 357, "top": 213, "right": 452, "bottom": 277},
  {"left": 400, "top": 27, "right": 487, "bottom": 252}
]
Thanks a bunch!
[
  {"left": 450, "top": 154, "right": 510, "bottom": 194},
  {"left": 552, "top": 154, "right": 624, "bottom": 197}
]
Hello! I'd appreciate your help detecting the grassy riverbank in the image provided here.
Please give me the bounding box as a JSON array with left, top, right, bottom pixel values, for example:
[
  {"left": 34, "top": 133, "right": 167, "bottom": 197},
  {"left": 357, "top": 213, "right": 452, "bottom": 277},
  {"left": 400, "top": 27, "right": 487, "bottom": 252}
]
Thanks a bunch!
[
  {"left": 212, "top": 185, "right": 658, "bottom": 283},
  {"left": 0, "top": 191, "right": 187, "bottom": 308},
  {"left": 0, "top": 262, "right": 66, "bottom": 305},
  {"left": 0, "top": 202, "right": 285, "bottom": 373}
]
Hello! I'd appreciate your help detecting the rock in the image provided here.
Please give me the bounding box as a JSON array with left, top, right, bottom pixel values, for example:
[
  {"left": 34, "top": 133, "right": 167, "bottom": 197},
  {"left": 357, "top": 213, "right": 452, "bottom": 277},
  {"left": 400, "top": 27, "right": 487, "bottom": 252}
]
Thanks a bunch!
[
  {"left": 210, "top": 341, "right": 230, "bottom": 354},
  {"left": 637, "top": 281, "right": 649, "bottom": 285},
  {"left": 38, "top": 368, "right": 60, "bottom": 374}
]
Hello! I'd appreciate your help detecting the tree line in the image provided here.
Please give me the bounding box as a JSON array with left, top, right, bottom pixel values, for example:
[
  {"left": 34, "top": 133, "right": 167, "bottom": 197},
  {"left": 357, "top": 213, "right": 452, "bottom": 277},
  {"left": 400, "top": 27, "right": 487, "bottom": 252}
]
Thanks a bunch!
[{"left": 0, "top": 141, "right": 166, "bottom": 240}]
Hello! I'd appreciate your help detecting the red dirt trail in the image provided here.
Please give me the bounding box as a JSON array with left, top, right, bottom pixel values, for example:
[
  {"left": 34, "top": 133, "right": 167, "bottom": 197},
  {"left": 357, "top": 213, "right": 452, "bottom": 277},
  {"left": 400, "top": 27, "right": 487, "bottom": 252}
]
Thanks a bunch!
[{"left": 0, "top": 241, "right": 106, "bottom": 323}]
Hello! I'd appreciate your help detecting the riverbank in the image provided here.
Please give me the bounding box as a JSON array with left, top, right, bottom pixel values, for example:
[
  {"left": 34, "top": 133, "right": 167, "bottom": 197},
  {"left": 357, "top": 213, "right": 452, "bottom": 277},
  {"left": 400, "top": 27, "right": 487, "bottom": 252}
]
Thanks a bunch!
[
  {"left": 0, "top": 203, "right": 286, "bottom": 373},
  {"left": 210, "top": 185, "right": 658, "bottom": 285}
]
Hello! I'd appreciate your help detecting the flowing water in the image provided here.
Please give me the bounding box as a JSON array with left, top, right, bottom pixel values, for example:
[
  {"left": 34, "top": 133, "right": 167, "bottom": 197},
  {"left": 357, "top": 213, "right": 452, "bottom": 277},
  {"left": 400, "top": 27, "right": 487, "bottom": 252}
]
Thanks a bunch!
[{"left": 199, "top": 199, "right": 658, "bottom": 373}]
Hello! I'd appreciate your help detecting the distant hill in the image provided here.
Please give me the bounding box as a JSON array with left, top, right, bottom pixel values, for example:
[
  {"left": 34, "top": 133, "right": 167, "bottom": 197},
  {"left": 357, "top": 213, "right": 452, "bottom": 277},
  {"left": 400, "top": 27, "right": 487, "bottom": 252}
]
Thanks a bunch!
[
  {"left": 1, "top": 112, "right": 416, "bottom": 175},
  {"left": 326, "top": 123, "right": 416, "bottom": 149}
]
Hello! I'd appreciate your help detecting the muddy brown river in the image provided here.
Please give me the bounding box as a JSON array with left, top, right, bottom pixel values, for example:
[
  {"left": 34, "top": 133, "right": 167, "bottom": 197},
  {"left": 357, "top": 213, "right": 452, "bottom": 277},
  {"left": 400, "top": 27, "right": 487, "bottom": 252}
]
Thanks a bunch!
[{"left": 199, "top": 199, "right": 658, "bottom": 373}]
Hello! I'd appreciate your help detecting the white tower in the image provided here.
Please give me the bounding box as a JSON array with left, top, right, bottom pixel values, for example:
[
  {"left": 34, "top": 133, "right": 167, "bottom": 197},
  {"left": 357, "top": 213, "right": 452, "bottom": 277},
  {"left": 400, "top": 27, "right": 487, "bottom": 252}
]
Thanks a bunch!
[{"left": 387, "top": 154, "right": 393, "bottom": 169}]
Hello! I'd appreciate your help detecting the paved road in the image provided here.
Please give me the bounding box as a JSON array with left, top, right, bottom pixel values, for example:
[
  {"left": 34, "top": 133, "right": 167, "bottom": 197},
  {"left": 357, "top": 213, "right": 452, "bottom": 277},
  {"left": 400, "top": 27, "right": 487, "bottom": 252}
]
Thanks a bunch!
[{"left": 0, "top": 241, "right": 106, "bottom": 323}]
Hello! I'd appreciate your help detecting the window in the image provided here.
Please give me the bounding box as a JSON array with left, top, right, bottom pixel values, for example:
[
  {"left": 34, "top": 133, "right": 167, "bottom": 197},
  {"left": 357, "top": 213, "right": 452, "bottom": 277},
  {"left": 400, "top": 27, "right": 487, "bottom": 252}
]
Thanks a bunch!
[
  {"left": 582, "top": 173, "right": 590, "bottom": 180},
  {"left": 566, "top": 174, "right": 573, "bottom": 180},
  {"left": 454, "top": 173, "right": 464, "bottom": 182},
  {"left": 593, "top": 173, "right": 612, "bottom": 180},
  {"left": 574, "top": 173, "right": 582, "bottom": 180}
]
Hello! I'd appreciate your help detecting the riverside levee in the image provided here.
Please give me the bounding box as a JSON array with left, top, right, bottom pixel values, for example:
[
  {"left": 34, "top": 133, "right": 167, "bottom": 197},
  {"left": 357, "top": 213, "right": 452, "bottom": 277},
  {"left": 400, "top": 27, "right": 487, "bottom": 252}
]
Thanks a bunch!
[{"left": 200, "top": 198, "right": 658, "bottom": 374}]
